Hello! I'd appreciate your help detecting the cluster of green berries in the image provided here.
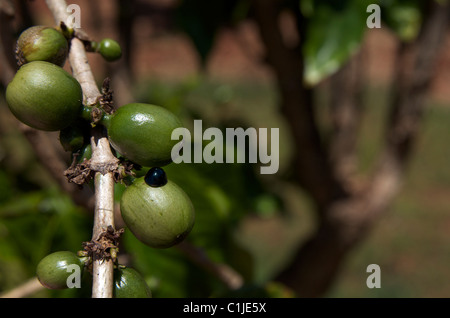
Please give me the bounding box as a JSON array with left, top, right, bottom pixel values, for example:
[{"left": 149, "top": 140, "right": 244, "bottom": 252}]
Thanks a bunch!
[
  {"left": 36, "top": 251, "right": 152, "bottom": 297},
  {"left": 5, "top": 25, "right": 195, "bottom": 296}
]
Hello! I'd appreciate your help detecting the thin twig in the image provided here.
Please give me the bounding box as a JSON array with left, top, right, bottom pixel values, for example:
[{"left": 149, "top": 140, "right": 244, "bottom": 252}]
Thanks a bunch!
[
  {"left": 45, "top": 0, "right": 117, "bottom": 298},
  {"left": 0, "top": 277, "right": 43, "bottom": 298},
  {"left": 0, "top": 0, "right": 16, "bottom": 83},
  {"left": 177, "top": 242, "right": 243, "bottom": 290}
]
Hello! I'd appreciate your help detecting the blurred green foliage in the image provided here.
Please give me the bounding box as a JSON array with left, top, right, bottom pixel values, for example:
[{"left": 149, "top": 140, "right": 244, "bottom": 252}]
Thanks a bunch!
[
  {"left": 303, "top": 0, "right": 369, "bottom": 85},
  {"left": 381, "top": 0, "right": 423, "bottom": 42}
]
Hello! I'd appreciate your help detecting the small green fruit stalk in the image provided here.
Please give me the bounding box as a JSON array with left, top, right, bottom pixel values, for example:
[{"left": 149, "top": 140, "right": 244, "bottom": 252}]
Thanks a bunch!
[
  {"left": 120, "top": 168, "right": 195, "bottom": 249},
  {"left": 6, "top": 61, "right": 83, "bottom": 131},
  {"left": 36, "top": 251, "right": 86, "bottom": 290},
  {"left": 59, "top": 122, "right": 88, "bottom": 152},
  {"left": 16, "top": 25, "right": 69, "bottom": 67}
]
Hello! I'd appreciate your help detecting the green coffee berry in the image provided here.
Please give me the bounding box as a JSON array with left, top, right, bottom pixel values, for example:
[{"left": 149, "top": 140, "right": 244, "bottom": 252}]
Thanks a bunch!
[
  {"left": 6, "top": 61, "right": 83, "bottom": 131},
  {"left": 113, "top": 267, "right": 152, "bottom": 298},
  {"left": 59, "top": 124, "right": 86, "bottom": 152},
  {"left": 97, "top": 38, "right": 122, "bottom": 62},
  {"left": 120, "top": 177, "right": 195, "bottom": 248},
  {"left": 36, "top": 251, "right": 85, "bottom": 290},
  {"left": 16, "top": 25, "right": 68, "bottom": 66},
  {"left": 106, "top": 103, "right": 183, "bottom": 167}
]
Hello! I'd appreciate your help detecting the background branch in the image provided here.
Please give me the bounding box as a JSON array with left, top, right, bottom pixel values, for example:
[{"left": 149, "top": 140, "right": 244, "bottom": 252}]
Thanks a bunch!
[
  {"left": 0, "top": 277, "right": 43, "bottom": 298},
  {"left": 0, "top": 0, "right": 16, "bottom": 85},
  {"left": 251, "top": 0, "right": 347, "bottom": 212},
  {"left": 177, "top": 242, "right": 243, "bottom": 290},
  {"left": 328, "top": 51, "right": 365, "bottom": 188}
]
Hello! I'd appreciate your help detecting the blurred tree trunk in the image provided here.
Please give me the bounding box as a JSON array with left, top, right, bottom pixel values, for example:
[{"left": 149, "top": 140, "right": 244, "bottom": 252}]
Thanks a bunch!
[{"left": 252, "top": 0, "right": 449, "bottom": 297}]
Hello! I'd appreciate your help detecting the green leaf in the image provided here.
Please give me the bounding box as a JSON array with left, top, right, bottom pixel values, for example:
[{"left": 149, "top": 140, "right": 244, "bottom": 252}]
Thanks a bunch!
[
  {"left": 175, "top": 0, "right": 242, "bottom": 64},
  {"left": 300, "top": 0, "right": 314, "bottom": 17},
  {"left": 382, "top": 0, "right": 422, "bottom": 42},
  {"left": 0, "top": 170, "right": 15, "bottom": 203},
  {"left": 303, "top": 0, "right": 368, "bottom": 86},
  {"left": 0, "top": 191, "right": 47, "bottom": 218}
]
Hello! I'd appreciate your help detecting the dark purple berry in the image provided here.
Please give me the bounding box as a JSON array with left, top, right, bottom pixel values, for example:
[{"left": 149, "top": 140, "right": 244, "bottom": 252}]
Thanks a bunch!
[{"left": 144, "top": 167, "right": 167, "bottom": 187}]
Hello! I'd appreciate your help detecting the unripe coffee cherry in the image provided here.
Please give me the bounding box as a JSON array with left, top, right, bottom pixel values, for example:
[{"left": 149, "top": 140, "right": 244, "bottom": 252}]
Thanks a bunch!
[
  {"left": 97, "top": 38, "right": 122, "bottom": 62},
  {"left": 36, "top": 251, "right": 85, "bottom": 290},
  {"left": 106, "top": 103, "right": 183, "bottom": 167},
  {"left": 16, "top": 25, "right": 68, "bottom": 66},
  {"left": 59, "top": 124, "right": 86, "bottom": 152},
  {"left": 6, "top": 61, "right": 83, "bottom": 131},
  {"left": 120, "top": 177, "right": 195, "bottom": 248},
  {"left": 76, "top": 143, "right": 92, "bottom": 163},
  {"left": 113, "top": 267, "right": 152, "bottom": 298}
]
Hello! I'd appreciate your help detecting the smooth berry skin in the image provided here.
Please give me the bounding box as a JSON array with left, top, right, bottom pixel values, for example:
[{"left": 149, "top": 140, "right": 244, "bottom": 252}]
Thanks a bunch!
[
  {"left": 98, "top": 38, "right": 122, "bottom": 62},
  {"left": 6, "top": 61, "right": 83, "bottom": 131},
  {"left": 144, "top": 167, "right": 168, "bottom": 187},
  {"left": 113, "top": 267, "right": 152, "bottom": 298},
  {"left": 107, "top": 103, "right": 183, "bottom": 167},
  {"left": 59, "top": 124, "right": 85, "bottom": 152},
  {"left": 120, "top": 177, "right": 195, "bottom": 249},
  {"left": 36, "top": 251, "right": 84, "bottom": 290}
]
